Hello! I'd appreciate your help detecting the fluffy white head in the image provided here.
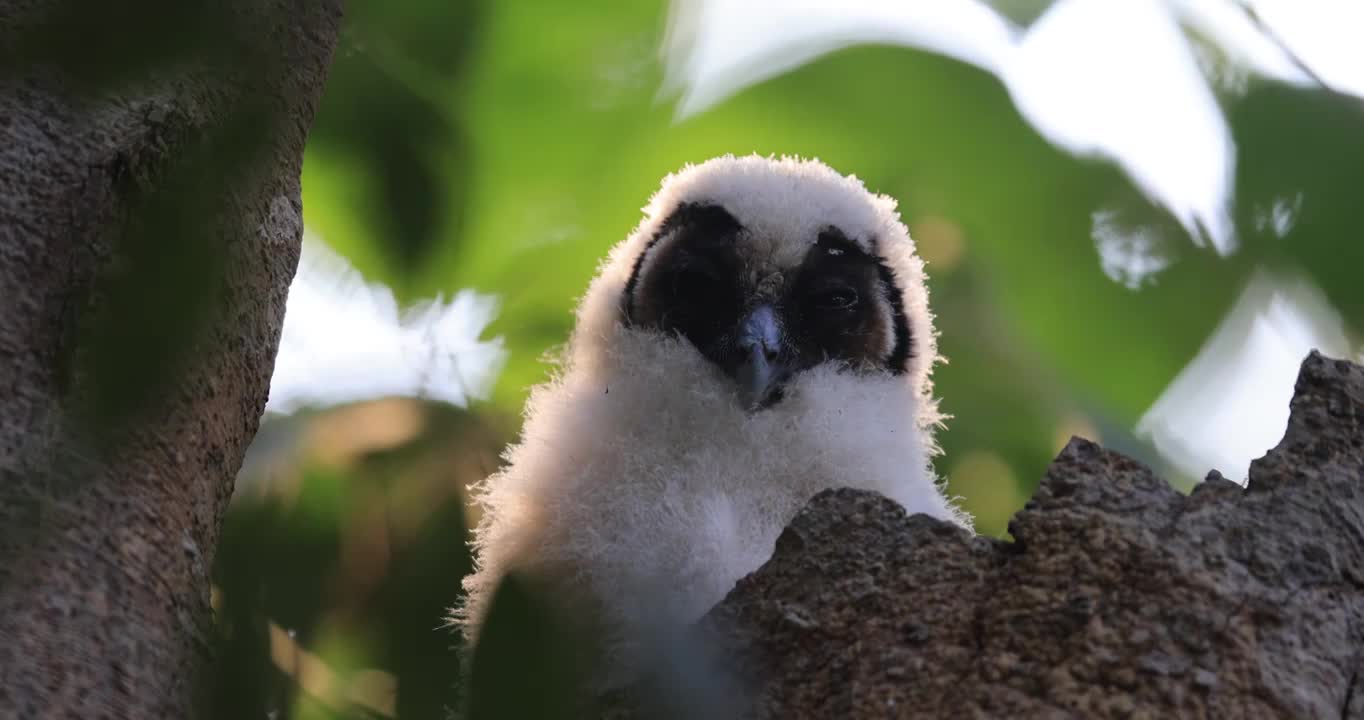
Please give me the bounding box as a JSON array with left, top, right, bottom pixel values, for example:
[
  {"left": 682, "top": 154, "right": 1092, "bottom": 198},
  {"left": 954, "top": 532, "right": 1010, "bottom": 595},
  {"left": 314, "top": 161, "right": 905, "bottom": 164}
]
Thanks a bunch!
[
  {"left": 577, "top": 153, "right": 939, "bottom": 391},
  {"left": 458, "top": 155, "right": 969, "bottom": 690}
]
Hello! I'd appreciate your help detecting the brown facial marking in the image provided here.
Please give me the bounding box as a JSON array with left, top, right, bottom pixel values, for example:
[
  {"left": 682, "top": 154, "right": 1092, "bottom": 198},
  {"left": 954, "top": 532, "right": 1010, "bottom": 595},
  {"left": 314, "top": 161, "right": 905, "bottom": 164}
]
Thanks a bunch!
[{"left": 781, "top": 227, "right": 895, "bottom": 372}]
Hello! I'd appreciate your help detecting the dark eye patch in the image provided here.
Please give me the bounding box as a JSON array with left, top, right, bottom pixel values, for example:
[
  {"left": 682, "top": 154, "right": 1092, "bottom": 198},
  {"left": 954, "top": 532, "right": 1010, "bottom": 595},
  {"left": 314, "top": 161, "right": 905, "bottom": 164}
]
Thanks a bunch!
[
  {"left": 784, "top": 227, "right": 908, "bottom": 373},
  {"left": 623, "top": 203, "right": 746, "bottom": 360},
  {"left": 623, "top": 202, "right": 743, "bottom": 325},
  {"left": 811, "top": 282, "right": 859, "bottom": 311},
  {"left": 669, "top": 256, "right": 723, "bottom": 295}
]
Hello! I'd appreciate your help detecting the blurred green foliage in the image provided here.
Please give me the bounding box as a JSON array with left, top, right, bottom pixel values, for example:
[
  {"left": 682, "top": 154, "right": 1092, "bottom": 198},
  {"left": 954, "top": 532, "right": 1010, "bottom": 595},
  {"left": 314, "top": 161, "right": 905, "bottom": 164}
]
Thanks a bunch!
[
  {"left": 298, "top": 0, "right": 1361, "bottom": 502},
  {"left": 217, "top": 402, "right": 509, "bottom": 719}
]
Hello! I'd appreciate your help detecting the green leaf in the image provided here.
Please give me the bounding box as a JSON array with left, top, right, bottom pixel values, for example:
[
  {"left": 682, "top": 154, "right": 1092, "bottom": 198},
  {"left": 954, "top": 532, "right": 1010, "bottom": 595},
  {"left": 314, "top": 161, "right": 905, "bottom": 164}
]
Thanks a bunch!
[
  {"left": 0, "top": 0, "right": 246, "bottom": 95},
  {"left": 1229, "top": 81, "right": 1364, "bottom": 327},
  {"left": 72, "top": 103, "right": 273, "bottom": 438},
  {"left": 301, "top": 0, "right": 482, "bottom": 297},
  {"left": 465, "top": 573, "right": 581, "bottom": 720}
]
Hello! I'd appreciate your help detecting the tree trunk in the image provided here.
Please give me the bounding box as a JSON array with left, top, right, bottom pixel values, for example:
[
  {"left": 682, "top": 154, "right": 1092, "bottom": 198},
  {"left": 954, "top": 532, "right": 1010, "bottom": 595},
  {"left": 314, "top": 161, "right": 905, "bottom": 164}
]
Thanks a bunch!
[
  {"left": 0, "top": 2, "right": 342, "bottom": 716},
  {"left": 608, "top": 351, "right": 1364, "bottom": 718}
]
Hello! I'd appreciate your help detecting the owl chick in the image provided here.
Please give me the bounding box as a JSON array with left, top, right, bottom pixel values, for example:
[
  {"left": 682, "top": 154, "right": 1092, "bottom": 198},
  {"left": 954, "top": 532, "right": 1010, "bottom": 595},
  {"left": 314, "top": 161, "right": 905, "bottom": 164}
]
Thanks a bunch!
[{"left": 457, "top": 155, "right": 970, "bottom": 689}]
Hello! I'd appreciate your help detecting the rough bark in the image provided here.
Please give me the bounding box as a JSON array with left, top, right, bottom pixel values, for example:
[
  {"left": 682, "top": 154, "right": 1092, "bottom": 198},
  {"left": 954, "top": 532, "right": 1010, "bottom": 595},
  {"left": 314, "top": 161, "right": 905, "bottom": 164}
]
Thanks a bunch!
[
  {"left": 0, "top": 2, "right": 342, "bottom": 717},
  {"left": 691, "top": 351, "right": 1364, "bottom": 719}
]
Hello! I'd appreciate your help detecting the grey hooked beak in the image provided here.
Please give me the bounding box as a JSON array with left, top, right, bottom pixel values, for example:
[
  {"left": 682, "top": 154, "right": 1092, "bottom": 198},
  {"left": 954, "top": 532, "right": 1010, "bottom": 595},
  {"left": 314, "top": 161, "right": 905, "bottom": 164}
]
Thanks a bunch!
[{"left": 735, "top": 304, "right": 787, "bottom": 409}]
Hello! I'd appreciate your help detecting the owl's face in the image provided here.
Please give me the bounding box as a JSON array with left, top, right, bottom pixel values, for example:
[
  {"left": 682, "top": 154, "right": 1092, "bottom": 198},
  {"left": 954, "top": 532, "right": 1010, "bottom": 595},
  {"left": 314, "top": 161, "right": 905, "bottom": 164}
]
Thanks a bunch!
[{"left": 622, "top": 202, "right": 912, "bottom": 409}]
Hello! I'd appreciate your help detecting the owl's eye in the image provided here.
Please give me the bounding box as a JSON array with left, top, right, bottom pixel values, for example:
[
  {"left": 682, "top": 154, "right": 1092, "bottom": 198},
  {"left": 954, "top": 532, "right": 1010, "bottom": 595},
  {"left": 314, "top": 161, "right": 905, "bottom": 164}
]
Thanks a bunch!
[
  {"left": 815, "top": 285, "right": 858, "bottom": 311},
  {"left": 669, "top": 259, "right": 722, "bottom": 297}
]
